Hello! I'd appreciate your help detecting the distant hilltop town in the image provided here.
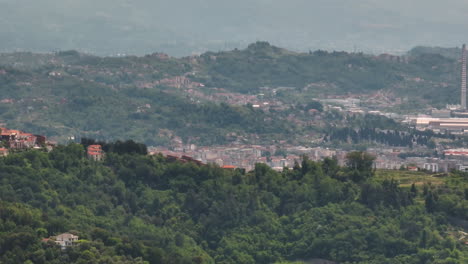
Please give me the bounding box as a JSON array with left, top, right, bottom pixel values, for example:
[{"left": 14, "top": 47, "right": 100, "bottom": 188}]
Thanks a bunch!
[
  {"left": 0, "top": 127, "right": 53, "bottom": 156},
  {"left": 0, "top": 127, "right": 108, "bottom": 162}
]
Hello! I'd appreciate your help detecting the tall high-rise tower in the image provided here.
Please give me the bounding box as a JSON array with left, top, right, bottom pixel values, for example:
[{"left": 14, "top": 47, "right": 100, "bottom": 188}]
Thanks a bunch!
[{"left": 461, "top": 44, "right": 467, "bottom": 109}]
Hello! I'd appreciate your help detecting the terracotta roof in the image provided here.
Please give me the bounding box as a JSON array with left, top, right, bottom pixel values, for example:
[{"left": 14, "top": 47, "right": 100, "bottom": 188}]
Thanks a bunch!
[
  {"left": 222, "top": 165, "right": 236, "bottom": 169},
  {"left": 87, "top": 145, "right": 103, "bottom": 154}
]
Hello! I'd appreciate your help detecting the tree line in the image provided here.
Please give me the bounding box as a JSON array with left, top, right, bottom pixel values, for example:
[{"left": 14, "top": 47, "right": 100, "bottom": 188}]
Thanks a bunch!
[
  {"left": 0, "top": 144, "right": 466, "bottom": 263},
  {"left": 325, "top": 127, "right": 454, "bottom": 148}
]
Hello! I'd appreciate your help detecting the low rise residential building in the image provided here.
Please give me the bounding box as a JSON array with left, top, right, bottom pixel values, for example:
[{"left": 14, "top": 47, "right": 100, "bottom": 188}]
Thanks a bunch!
[
  {"left": 44, "top": 233, "right": 79, "bottom": 250},
  {"left": 0, "top": 147, "right": 8, "bottom": 156},
  {"left": 374, "top": 157, "right": 404, "bottom": 170},
  {"left": 457, "top": 164, "right": 468, "bottom": 172},
  {"left": 424, "top": 162, "right": 439, "bottom": 173},
  {"left": 87, "top": 145, "right": 104, "bottom": 161}
]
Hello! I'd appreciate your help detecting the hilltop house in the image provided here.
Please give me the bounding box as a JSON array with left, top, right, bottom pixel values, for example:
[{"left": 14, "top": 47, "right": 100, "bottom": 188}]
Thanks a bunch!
[
  {"left": 0, "top": 147, "right": 8, "bottom": 156},
  {"left": 87, "top": 145, "right": 104, "bottom": 161},
  {"left": 55, "top": 233, "right": 79, "bottom": 249},
  {"left": 43, "top": 233, "right": 79, "bottom": 249}
]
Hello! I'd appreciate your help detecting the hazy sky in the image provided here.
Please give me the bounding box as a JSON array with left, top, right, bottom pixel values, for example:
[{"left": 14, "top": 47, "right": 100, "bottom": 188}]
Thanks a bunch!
[{"left": 1, "top": 0, "right": 468, "bottom": 56}]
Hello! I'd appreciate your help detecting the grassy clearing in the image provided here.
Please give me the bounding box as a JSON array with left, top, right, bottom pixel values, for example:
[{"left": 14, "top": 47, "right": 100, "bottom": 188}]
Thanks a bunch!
[{"left": 374, "top": 169, "right": 445, "bottom": 187}]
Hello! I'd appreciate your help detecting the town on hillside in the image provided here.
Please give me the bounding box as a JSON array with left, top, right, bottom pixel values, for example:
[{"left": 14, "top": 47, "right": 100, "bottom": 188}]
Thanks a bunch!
[
  {"left": 149, "top": 143, "right": 468, "bottom": 173},
  {"left": 0, "top": 127, "right": 109, "bottom": 162},
  {"left": 4, "top": 45, "right": 468, "bottom": 174},
  {"left": 0, "top": 127, "right": 52, "bottom": 156},
  {"left": 3, "top": 123, "right": 468, "bottom": 174}
]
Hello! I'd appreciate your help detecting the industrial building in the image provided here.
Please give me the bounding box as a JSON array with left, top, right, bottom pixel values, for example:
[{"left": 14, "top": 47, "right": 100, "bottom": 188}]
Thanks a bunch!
[
  {"left": 412, "top": 44, "right": 468, "bottom": 134},
  {"left": 412, "top": 116, "right": 468, "bottom": 134}
]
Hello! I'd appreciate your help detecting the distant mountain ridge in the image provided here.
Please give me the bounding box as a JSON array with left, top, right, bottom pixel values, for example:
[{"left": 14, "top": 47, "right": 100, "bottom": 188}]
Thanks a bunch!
[{"left": 2, "top": 0, "right": 468, "bottom": 56}]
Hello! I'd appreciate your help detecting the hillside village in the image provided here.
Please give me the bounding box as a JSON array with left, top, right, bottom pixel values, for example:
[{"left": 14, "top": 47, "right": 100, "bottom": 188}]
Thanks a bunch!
[
  {"left": 150, "top": 142, "right": 468, "bottom": 173},
  {"left": 0, "top": 127, "right": 50, "bottom": 155},
  {"left": 0, "top": 127, "right": 110, "bottom": 162},
  {"left": 0, "top": 48, "right": 460, "bottom": 161},
  {"left": 1, "top": 44, "right": 468, "bottom": 174},
  {"left": 3, "top": 2, "right": 468, "bottom": 261},
  {"left": 0, "top": 123, "right": 464, "bottom": 176},
  {"left": 3, "top": 99, "right": 468, "bottom": 174}
]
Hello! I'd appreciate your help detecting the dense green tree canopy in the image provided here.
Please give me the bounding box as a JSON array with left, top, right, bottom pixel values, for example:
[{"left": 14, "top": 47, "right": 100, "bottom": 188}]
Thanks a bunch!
[{"left": 0, "top": 145, "right": 467, "bottom": 263}]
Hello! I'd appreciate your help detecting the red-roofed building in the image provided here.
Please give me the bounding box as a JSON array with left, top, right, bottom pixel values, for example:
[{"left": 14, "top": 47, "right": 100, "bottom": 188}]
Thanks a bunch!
[
  {"left": 35, "top": 135, "right": 47, "bottom": 145},
  {"left": 9, "top": 134, "right": 37, "bottom": 149},
  {"left": 0, "top": 127, "right": 47, "bottom": 150},
  {"left": 444, "top": 148, "right": 468, "bottom": 157},
  {"left": 1, "top": 128, "right": 17, "bottom": 140},
  {"left": 0, "top": 147, "right": 8, "bottom": 157},
  {"left": 6, "top": 132, "right": 35, "bottom": 149},
  {"left": 222, "top": 165, "right": 236, "bottom": 169},
  {"left": 87, "top": 145, "right": 104, "bottom": 161}
]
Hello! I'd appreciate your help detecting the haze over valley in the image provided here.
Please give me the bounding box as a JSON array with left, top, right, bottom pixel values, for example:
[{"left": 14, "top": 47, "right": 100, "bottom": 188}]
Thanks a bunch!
[{"left": 2, "top": 0, "right": 468, "bottom": 56}]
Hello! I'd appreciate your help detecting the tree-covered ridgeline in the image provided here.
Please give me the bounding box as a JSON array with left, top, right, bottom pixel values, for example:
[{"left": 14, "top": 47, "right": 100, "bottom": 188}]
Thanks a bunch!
[
  {"left": 322, "top": 114, "right": 455, "bottom": 149},
  {"left": 324, "top": 127, "right": 453, "bottom": 148},
  {"left": 0, "top": 145, "right": 467, "bottom": 263},
  {"left": 195, "top": 42, "right": 459, "bottom": 103}
]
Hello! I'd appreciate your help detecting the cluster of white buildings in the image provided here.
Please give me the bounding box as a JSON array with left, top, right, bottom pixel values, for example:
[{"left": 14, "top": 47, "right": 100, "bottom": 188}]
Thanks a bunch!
[
  {"left": 371, "top": 147, "right": 468, "bottom": 173},
  {"left": 149, "top": 145, "right": 348, "bottom": 171}
]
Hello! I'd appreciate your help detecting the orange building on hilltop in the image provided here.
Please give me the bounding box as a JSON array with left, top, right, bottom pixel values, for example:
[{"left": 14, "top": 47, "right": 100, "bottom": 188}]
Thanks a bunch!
[{"left": 87, "top": 145, "right": 104, "bottom": 161}]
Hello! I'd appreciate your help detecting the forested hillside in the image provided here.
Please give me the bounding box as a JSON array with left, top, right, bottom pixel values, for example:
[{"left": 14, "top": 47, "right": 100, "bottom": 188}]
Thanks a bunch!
[
  {"left": 408, "top": 46, "right": 462, "bottom": 60},
  {"left": 0, "top": 145, "right": 467, "bottom": 263},
  {"left": 0, "top": 51, "right": 296, "bottom": 145},
  {"left": 195, "top": 42, "right": 459, "bottom": 101},
  {"left": 0, "top": 43, "right": 462, "bottom": 144}
]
